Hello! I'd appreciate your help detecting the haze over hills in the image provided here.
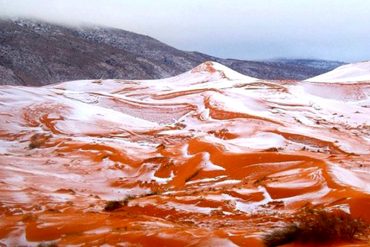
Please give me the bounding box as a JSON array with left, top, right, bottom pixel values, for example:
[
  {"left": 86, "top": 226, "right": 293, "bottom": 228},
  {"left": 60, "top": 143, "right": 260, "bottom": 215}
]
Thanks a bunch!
[{"left": 0, "top": 18, "right": 346, "bottom": 86}]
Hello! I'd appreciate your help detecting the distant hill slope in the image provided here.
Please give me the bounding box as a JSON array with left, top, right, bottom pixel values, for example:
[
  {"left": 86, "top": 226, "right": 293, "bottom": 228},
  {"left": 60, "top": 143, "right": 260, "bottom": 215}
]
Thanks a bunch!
[
  {"left": 0, "top": 19, "right": 346, "bottom": 86},
  {"left": 306, "top": 61, "right": 370, "bottom": 83}
]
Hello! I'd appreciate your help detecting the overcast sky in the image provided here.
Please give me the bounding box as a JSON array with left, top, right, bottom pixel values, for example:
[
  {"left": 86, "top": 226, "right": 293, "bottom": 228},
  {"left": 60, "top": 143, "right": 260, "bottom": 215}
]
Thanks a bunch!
[{"left": 1, "top": 0, "right": 370, "bottom": 62}]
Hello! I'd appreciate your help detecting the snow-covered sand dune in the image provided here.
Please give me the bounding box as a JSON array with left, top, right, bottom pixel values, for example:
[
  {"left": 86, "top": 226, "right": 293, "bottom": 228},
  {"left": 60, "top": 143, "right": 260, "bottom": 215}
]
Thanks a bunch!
[
  {"left": 306, "top": 61, "right": 370, "bottom": 83},
  {"left": 0, "top": 61, "right": 369, "bottom": 246}
]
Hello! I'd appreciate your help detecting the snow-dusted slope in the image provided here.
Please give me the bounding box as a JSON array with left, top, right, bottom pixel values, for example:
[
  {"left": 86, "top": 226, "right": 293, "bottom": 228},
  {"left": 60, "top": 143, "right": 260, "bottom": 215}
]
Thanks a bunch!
[
  {"left": 143, "top": 61, "right": 259, "bottom": 90},
  {"left": 306, "top": 61, "right": 370, "bottom": 83},
  {"left": 55, "top": 61, "right": 260, "bottom": 93}
]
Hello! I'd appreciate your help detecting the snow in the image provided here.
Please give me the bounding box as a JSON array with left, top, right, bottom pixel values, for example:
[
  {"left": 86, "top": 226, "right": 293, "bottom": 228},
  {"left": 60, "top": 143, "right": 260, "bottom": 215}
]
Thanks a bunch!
[
  {"left": 330, "top": 165, "right": 370, "bottom": 193},
  {"left": 84, "top": 227, "right": 112, "bottom": 235},
  {"left": 210, "top": 61, "right": 257, "bottom": 81},
  {"left": 206, "top": 91, "right": 273, "bottom": 118},
  {"left": 68, "top": 99, "right": 159, "bottom": 129},
  {"left": 2, "top": 165, "right": 82, "bottom": 181},
  {"left": 225, "top": 132, "right": 286, "bottom": 150},
  {"left": 306, "top": 61, "right": 370, "bottom": 82},
  {"left": 0, "top": 140, "right": 15, "bottom": 154},
  {"left": 143, "top": 61, "right": 259, "bottom": 90},
  {"left": 165, "top": 201, "right": 215, "bottom": 214}
]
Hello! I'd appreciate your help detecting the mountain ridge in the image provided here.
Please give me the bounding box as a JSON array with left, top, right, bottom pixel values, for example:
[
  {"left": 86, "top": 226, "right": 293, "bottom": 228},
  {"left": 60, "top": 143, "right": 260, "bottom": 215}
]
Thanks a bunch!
[{"left": 0, "top": 18, "right": 346, "bottom": 86}]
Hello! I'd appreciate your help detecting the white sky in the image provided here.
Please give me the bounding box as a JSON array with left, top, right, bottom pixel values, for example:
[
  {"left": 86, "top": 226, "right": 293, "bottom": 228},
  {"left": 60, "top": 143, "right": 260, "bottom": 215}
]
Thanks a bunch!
[{"left": 1, "top": 0, "right": 370, "bottom": 62}]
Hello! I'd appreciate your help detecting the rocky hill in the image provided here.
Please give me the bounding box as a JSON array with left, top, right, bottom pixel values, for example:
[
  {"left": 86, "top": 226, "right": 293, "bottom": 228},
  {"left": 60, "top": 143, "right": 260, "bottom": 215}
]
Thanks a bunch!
[{"left": 0, "top": 19, "right": 345, "bottom": 86}]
